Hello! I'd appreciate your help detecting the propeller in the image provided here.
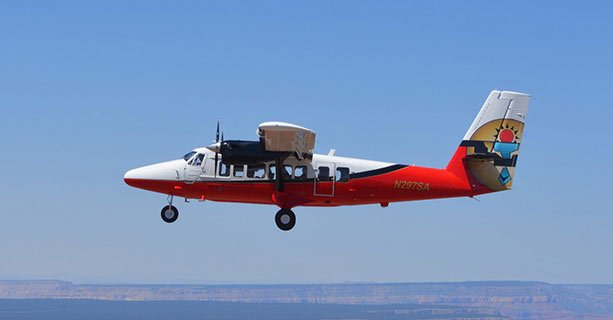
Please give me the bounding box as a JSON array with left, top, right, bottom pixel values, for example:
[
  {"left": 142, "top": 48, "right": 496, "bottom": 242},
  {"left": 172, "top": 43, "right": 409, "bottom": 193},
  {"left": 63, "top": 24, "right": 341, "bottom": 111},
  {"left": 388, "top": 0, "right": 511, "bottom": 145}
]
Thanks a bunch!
[
  {"left": 205, "top": 121, "right": 224, "bottom": 177},
  {"left": 214, "top": 122, "right": 220, "bottom": 177}
]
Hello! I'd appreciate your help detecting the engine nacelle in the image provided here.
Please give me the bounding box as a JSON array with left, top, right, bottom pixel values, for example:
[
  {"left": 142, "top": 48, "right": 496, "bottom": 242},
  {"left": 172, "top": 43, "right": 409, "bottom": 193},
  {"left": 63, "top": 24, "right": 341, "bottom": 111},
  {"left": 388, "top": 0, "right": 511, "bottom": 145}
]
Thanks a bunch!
[{"left": 219, "top": 140, "right": 289, "bottom": 165}]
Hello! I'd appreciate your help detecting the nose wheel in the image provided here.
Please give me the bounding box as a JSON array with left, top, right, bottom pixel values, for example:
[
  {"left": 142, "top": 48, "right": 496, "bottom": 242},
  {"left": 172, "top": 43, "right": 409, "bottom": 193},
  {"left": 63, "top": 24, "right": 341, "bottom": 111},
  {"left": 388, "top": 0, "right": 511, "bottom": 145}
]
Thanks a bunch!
[
  {"left": 161, "top": 205, "right": 179, "bottom": 223},
  {"left": 160, "top": 195, "right": 179, "bottom": 223},
  {"left": 275, "top": 209, "right": 296, "bottom": 231}
]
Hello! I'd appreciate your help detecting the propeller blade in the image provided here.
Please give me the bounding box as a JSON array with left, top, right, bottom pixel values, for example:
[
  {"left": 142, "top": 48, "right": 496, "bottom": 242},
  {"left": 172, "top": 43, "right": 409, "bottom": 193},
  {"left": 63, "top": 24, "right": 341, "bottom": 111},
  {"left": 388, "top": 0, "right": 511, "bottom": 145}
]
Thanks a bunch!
[
  {"left": 214, "top": 121, "right": 220, "bottom": 177},
  {"left": 214, "top": 152, "right": 219, "bottom": 177}
]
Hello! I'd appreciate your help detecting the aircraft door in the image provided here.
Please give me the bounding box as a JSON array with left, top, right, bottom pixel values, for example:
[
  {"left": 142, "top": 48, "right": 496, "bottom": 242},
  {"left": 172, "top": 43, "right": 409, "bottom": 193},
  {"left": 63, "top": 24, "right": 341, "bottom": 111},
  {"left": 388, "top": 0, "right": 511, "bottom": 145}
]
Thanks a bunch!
[
  {"left": 202, "top": 156, "right": 215, "bottom": 177},
  {"left": 184, "top": 153, "right": 205, "bottom": 183},
  {"left": 314, "top": 162, "right": 335, "bottom": 197}
]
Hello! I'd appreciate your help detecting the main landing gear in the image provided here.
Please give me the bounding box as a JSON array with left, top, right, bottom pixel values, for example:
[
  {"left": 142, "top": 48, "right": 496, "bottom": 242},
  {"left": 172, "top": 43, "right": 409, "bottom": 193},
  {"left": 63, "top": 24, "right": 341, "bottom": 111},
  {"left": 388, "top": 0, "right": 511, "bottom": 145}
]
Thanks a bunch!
[
  {"left": 272, "top": 156, "right": 297, "bottom": 231},
  {"left": 275, "top": 208, "right": 296, "bottom": 231},
  {"left": 161, "top": 195, "right": 297, "bottom": 231},
  {"left": 161, "top": 195, "right": 179, "bottom": 223}
]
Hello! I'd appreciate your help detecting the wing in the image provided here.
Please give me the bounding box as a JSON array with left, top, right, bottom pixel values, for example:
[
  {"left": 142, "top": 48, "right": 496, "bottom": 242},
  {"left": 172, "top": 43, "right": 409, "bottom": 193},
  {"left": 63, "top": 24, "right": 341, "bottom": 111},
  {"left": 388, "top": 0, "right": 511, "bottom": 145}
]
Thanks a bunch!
[{"left": 258, "top": 122, "right": 316, "bottom": 161}]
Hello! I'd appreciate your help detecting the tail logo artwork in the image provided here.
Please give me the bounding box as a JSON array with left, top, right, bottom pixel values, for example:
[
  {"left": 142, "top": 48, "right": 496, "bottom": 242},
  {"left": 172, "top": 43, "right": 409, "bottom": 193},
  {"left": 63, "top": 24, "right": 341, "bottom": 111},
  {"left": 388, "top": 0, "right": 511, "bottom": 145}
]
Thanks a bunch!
[
  {"left": 461, "top": 118, "right": 526, "bottom": 191},
  {"left": 493, "top": 124, "right": 520, "bottom": 185}
]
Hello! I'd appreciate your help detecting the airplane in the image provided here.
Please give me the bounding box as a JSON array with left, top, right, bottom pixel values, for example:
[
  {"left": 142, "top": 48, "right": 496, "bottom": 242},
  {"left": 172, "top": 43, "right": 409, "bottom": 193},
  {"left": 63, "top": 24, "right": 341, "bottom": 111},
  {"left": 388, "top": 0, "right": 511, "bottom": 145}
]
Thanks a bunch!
[{"left": 124, "top": 90, "right": 531, "bottom": 231}]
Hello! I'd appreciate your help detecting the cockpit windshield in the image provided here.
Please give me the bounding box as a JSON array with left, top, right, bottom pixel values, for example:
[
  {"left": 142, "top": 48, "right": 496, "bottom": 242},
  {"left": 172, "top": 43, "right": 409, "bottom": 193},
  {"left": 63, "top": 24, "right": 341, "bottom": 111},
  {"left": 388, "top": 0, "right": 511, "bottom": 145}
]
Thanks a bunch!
[{"left": 183, "top": 151, "right": 197, "bottom": 161}]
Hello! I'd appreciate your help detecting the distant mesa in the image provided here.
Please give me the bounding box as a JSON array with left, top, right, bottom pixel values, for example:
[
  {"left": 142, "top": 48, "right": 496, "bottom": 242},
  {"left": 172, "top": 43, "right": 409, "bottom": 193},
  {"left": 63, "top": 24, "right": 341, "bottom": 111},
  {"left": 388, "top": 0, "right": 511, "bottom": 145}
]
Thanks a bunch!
[{"left": 1, "top": 280, "right": 612, "bottom": 319}]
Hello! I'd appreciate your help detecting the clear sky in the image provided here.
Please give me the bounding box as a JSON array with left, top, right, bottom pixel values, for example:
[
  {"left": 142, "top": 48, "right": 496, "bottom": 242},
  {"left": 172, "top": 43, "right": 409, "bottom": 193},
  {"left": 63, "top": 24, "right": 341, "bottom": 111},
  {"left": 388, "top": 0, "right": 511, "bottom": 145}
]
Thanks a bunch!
[{"left": 1, "top": 1, "right": 612, "bottom": 284}]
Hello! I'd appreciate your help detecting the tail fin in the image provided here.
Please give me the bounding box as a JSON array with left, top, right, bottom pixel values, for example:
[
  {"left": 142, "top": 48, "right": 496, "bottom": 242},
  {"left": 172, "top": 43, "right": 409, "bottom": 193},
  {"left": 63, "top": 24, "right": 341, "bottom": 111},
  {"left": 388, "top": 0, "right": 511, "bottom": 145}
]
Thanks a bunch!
[{"left": 447, "top": 90, "right": 531, "bottom": 192}]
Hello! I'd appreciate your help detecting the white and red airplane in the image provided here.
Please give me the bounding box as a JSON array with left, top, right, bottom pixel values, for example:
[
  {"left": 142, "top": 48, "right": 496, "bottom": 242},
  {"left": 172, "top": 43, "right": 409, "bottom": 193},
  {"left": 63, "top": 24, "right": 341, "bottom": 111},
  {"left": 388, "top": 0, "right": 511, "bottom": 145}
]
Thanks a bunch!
[{"left": 124, "top": 90, "right": 531, "bottom": 231}]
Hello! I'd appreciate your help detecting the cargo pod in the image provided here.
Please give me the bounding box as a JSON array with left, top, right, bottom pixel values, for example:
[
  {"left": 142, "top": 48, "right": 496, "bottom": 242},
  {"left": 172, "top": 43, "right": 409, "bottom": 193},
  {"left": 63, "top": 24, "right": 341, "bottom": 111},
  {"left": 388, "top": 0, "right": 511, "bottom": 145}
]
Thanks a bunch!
[{"left": 258, "top": 121, "right": 315, "bottom": 161}]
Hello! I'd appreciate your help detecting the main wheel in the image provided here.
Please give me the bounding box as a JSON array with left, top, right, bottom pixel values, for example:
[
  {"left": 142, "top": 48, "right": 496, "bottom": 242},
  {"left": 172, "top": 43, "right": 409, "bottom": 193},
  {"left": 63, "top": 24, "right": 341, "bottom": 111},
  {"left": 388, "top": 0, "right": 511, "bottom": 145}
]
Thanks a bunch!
[
  {"left": 161, "top": 205, "right": 179, "bottom": 223},
  {"left": 275, "top": 209, "right": 296, "bottom": 231}
]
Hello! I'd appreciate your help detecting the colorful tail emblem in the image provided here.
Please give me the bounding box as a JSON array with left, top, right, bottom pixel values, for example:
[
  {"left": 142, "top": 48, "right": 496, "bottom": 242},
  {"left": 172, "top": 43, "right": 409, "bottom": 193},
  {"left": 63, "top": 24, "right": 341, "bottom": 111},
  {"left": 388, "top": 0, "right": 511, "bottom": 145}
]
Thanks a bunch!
[{"left": 459, "top": 90, "right": 531, "bottom": 191}]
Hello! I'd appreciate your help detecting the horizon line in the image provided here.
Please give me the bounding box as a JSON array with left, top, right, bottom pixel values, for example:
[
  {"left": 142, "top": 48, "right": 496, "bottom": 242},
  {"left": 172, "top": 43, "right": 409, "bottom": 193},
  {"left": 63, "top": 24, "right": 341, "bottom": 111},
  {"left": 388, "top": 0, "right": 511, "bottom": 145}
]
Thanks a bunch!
[{"left": 2, "top": 279, "right": 612, "bottom": 287}]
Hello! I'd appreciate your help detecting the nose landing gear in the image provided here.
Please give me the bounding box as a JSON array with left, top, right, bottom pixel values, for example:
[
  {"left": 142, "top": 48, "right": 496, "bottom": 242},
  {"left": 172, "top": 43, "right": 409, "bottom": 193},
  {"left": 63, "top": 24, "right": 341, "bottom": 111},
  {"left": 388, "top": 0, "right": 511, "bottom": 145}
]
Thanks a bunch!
[
  {"left": 275, "top": 208, "right": 296, "bottom": 231},
  {"left": 161, "top": 195, "right": 179, "bottom": 223}
]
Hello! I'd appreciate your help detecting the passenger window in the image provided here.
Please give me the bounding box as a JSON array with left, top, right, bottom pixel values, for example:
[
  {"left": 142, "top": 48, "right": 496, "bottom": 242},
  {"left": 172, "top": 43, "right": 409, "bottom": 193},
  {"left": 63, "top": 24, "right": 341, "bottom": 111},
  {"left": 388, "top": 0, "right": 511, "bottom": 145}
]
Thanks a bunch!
[
  {"left": 336, "top": 167, "right": 350, "bottom": 182},
  {"left": 294, "top": 166, "right": 307, "bottom": 180},
  {"left": 247, "top": 164, "right": 266, "bottom": 179},
  {"left": 233, "top": 165, "right": 245, "bottom": 178},
  {"left": 219, "top": 163, "right": 230, "bottom": 177},
  {"left": 317, "top": 166, "right": 330, "bottom": 181},
  {"left": 268, "top": 165, "right": 276, "bottom": 180},
  {"left": 283, "top": 165, "right": 293, "bottom": 179}
]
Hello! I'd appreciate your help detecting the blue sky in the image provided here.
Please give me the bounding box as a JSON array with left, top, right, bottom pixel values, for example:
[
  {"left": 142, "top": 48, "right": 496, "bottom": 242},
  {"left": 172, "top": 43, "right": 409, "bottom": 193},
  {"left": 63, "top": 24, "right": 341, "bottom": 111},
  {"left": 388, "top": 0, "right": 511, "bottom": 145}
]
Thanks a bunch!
[{"left": 1, "top": 1, "right": 612, "bottom": 284}]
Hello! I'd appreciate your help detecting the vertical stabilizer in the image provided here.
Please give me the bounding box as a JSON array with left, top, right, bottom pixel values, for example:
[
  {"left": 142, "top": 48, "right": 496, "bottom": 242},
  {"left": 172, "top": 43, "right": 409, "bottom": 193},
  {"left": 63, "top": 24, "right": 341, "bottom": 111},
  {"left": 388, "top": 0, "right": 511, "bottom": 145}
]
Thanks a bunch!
[{"left": 447, "top": 90, "right": 531, "bottom": 192}]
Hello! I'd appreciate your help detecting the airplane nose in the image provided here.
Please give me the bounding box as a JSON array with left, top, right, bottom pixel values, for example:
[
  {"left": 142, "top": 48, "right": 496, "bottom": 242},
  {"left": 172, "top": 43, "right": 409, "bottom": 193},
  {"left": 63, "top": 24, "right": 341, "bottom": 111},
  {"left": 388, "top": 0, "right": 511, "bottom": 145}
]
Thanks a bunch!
[
  {"left": 124, "top": 168, "right": 143, "bottom": 187},
  {"left": 124, "top": 169, "right": 136, "bottom": 180},
  {"left": 123, "top": 159, "right": 185, "bottom": 189}
]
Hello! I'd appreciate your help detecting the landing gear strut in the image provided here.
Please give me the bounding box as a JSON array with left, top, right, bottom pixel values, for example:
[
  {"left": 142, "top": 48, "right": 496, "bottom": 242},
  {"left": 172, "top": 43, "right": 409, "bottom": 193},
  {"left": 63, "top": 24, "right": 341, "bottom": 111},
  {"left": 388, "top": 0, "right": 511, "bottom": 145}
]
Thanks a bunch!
[
  {"left": 275, "top": 208, "right": 296, "bottom": 231},
  {"left": 161, "top": 195, "right": 179, "bottom": 223}
]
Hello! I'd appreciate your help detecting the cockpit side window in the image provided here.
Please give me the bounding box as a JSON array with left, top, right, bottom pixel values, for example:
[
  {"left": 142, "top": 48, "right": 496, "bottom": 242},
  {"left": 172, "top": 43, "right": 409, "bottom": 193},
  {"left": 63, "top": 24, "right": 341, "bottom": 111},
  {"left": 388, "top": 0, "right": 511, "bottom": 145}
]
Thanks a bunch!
[
  {"left": 183, "top": 151, "right": 197, "bottom": 161},
  {"left": 188, "top": 153, "right": 205, "bottom": 166}
]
